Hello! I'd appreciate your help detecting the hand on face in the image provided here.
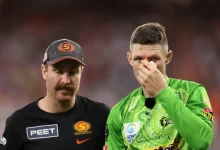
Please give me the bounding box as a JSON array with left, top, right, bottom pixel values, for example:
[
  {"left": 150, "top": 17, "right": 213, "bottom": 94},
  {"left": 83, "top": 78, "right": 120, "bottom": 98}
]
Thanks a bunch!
[{"left": 137, "top": 59, "right": 168, "bottom": 97}]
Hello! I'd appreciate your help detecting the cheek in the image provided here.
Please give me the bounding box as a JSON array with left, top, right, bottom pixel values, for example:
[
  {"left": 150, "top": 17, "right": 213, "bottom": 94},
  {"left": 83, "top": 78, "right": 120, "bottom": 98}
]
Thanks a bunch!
[
  {"left": 155, "top": 61, "right": 162, "bottom": 68},
  {"left": 155, "top": 60, "right": 166, "bottom": 71},
  {"left": 47, "top": 76, "right": 58, "bottom": 88},
  {"left": 72, "top": 75, "right": 81, "bottom": 84},
  {"left": 47, "top": 79, "right": 54, "bottom": 89},
  {"left": 132, "top": 64, "right": 140, "bottom": 75}
]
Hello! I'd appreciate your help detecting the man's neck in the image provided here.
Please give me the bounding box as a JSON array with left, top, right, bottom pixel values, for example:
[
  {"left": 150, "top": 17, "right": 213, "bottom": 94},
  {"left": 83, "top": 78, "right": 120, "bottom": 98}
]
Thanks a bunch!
[{"left": 38, "top": 95, "right": 76, "bottom": 113}]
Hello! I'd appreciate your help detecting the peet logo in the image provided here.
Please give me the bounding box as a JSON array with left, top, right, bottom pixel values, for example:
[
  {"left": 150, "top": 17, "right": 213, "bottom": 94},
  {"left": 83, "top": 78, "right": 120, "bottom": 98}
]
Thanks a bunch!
[
  {"left": 58, "top": 42, "right": 75, "bottom": 52},
  {"left": 73, "top": 121, "right": 92, "bottom": 135},
  {"left": 26, "top": 124, "right": 59, "bottom": 140}
]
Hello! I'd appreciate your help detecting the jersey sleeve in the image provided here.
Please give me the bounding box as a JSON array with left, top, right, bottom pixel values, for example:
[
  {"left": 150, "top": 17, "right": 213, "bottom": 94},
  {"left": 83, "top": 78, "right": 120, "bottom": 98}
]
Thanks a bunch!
[
  {"left": 95, "top": 103, "right": 111, "bottom": 150},
  {"left": 156, "top": 85, "right": 214, "bottom": 150},
  {"left": 0, "top": 117, "right": 20, "bottom": 150},
  {"left": 104, "top": 107, "right": 125, "bottom": 150}
]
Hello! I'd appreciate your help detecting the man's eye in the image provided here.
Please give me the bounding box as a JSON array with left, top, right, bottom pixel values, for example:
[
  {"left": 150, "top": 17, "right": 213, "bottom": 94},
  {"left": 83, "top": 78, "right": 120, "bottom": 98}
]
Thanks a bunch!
[
  {"left": 134, "top": 57, "right": 142, "bottom": 61},
  {"left": 55, "top": 69, "right": 63, "bottom": 73},
  {"left": 151, "top": 57, "right": 159, "bottom": 61},
  {"left": 69, "top": 70, "right": 79, "bottom": 74}
]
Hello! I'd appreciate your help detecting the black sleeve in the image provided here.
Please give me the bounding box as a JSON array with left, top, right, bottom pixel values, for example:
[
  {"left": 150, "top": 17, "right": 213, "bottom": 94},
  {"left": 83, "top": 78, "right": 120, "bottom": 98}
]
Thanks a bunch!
[
  {"left": 95, "top": 103, "right": 110, "bottom": 150},
  {"left": 0, "top": 116, "right": 20, "bottom": 150}
]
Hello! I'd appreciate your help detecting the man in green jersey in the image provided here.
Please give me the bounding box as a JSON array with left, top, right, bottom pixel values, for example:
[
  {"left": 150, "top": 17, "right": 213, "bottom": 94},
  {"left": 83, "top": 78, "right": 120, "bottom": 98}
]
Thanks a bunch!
[{"left": 104, "top": 23, "right": 214, "bottom": 150}]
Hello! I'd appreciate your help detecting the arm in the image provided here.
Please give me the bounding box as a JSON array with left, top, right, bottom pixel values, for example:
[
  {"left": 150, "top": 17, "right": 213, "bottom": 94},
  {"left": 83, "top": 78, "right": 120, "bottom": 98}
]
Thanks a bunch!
[
  {"left": 156, "top": 85, "right": 214, "bottom": 150},
  {"left": 95, "top": 104, "right": 111, "bottom": 150},
  {"left": 0, "top": 117, "right": 20, "bottom": 150},
  {"left": 104, "top": 108, "right": 126, "bottom": 150}
]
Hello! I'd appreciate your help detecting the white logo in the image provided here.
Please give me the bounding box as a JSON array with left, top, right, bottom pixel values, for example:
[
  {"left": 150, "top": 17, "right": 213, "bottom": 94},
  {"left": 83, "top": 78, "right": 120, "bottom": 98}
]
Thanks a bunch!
[
  {"left": 43, "top": 53, "right": 47, "bottom": 62},
  {"left": 0, "top": 137, "right": 7, "bottom": 146},
  {"left": 123, "top": 122, "right": 140, "bottom": 143},
  {"left": 26, "top": 124, "right": 59, "bottom": 140}
]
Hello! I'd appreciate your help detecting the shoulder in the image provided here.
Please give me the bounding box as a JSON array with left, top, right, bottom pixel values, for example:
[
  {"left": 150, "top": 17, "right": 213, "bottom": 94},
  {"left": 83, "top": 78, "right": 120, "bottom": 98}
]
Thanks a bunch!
[
  {"left": 77, "top": 95, "right": 110, "bottom": 115},
  {"left": 169, "top": 78, "right": 203, "bottom": 91},
  {"left": 107, "top": 88, "right": 142, "bottom": 126},
  {"left": 111, "top": 87, "right": 142, "bottom": 113},
  {"left": 5, "top": 101, "right": 37, "bottom": 127}
]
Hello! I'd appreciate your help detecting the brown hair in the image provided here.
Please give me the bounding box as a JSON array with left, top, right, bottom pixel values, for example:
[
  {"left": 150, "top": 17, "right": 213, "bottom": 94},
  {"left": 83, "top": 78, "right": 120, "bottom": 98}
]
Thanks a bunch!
[{"left": 130, "top": 22, "right": 168, "bottom": 50}]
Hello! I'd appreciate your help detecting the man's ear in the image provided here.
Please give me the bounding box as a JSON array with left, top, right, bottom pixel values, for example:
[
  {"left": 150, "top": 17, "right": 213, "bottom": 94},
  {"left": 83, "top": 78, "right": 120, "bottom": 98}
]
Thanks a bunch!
[
  {"left": 127, "top": 51, "right": 133, "bottom": 67},
  {"left": 41, "top": 64, "right": 47, "bottom": 80},
  {"left": 166, "top": 50, "right": 173, "bottom": 65},
  {"left": 81, "top": 66, "right": 84, "bottom": 73}
]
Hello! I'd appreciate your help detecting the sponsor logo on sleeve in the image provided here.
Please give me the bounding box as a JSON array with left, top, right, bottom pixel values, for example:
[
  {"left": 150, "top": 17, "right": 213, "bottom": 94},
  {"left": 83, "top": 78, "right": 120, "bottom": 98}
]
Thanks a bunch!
[
  {"left": 0, "top": 137, "right": 7, "bottom": 146},
  {"left": 103, "top": 145, "right": 108, "bottom": 150},
  {"left": 43, "top": 53, "right": 47, "bottom": 62},
  {"left": 105, "top": 124, "right": 109, "bottom": 142},
  {"left": 123, "top": 122, "right": 140, "bottom": 143},
  {"left": 203, "top": 107, "right": 214, "bottom": 121},
  {"left": 26, "top": 124, "right": 59, "bottom": 140}
]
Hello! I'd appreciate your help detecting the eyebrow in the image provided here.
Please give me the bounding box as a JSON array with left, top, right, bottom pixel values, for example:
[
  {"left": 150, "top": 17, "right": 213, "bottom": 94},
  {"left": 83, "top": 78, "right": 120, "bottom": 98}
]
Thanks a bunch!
[{"left": 134, "top": 52, "right": 161, "bottom": 58}]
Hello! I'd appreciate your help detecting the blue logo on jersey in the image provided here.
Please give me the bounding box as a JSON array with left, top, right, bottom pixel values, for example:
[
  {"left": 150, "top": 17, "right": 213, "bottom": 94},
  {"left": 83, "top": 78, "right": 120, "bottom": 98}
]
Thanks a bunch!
[
  {"left": 127, "top": 124, "right": 135, "bottom": 133},
  {"left": 26, "top": 124, "right": 59, "bottom": 140},
  {"left": 127, "top": 134, "right": 136, "bottom": 143}
]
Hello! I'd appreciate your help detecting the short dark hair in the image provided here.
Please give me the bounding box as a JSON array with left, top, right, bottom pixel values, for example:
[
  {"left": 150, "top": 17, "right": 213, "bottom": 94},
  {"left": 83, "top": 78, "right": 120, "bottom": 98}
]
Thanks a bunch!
[
  {"left": 44, "top": 64, "right": 48, "bottom": 70},
  {"left": 130, "top": 22, "right": 168, "bottom": 49}
]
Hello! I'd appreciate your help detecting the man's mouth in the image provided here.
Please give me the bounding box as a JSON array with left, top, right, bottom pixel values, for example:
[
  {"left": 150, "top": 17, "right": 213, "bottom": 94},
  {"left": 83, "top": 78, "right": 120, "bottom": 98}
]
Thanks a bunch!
[{"left": 57, "top": 88, "right": 72, "bottom": 92}]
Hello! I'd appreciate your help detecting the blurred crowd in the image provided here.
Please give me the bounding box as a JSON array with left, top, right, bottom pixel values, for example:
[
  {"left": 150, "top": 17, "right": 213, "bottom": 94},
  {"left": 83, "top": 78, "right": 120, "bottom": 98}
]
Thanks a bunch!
[{"left": 0, "top": 0, "right": 219, "bottom": 149}]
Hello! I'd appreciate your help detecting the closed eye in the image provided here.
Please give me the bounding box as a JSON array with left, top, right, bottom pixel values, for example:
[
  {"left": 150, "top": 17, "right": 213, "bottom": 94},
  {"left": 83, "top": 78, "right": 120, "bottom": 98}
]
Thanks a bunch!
[
  {"left": 54, "top": 68, "right": 63, "bottom": 74},
  {"left": 134, "top": 57, "right": 142, "bottom": 61},
  {"left": 69, "top": 69, "right": 79, "bottom": 75}
]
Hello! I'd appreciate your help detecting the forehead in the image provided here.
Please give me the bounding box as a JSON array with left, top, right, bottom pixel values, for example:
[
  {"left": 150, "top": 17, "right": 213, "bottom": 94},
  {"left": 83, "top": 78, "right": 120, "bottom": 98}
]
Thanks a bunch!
[
  {"left": 131, "top": 44, "right": 165, "bottom": 56},
  {"left": 51, "top": 59, "right": 81, "bottom": 69}
]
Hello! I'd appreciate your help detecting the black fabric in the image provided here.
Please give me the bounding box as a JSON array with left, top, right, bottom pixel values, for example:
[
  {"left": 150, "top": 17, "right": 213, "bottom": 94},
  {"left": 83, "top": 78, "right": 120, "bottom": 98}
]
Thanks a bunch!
[
  {"left": 145, "top": 97, "right": 156, "bottom": 109},
  {"left": 0, "top": 95, "right": 110, "bottom": 150}
]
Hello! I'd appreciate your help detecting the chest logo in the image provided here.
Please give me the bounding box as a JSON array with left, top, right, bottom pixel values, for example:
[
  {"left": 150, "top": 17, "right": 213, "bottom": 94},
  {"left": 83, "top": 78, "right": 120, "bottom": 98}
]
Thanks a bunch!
[
  {"left": 76, "top": 138, "right": 90, "bottom": 144},
  {"left": 73, "top": 121, "right": 92, "bottom": 135},
  {"left": 26, "top": 124, "right": 59, "bottom": 140},
  {"left": 160, "top": 117, "right": 172, "bottom": 128},
  {"left": 123, "top": 122, "right": 140, "bottom": 143}
]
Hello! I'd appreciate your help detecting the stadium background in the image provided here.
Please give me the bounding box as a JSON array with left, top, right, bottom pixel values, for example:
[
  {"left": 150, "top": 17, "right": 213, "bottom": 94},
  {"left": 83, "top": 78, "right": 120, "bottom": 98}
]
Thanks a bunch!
[{"left": 0, "top": 0, "right": 219, "bottom": 149}]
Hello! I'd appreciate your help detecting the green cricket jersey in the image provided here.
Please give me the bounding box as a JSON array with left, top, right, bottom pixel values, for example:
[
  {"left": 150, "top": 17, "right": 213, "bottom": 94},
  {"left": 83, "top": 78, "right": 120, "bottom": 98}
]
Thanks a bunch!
[{"left": 104, "top": 78, "right": 214, "bottom": 150}]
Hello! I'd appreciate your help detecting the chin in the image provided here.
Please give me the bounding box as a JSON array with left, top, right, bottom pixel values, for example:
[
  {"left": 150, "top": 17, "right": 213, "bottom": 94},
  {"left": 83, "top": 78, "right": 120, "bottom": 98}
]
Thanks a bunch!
[
  {"left": 56, "top": 94, "right": 73, "bottom": 101},
  {"left": 57, "top": 97, "right": 72, "bottom": 103}
]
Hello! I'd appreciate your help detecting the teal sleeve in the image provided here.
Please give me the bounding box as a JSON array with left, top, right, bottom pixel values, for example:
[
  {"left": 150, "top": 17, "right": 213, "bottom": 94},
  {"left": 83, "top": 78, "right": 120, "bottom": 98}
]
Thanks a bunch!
[
  {"left": 105, "top": 108, "right": 125, "bottom": 150},
  {"left": 156, "top": 86, "right": 214, "bottom": 150}
]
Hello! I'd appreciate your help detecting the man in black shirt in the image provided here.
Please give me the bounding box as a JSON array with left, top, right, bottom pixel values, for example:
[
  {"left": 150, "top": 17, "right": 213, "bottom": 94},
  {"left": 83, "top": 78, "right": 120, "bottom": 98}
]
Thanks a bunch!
[{"left": 0, "top": 39, "right": 110, "bottom": 150}]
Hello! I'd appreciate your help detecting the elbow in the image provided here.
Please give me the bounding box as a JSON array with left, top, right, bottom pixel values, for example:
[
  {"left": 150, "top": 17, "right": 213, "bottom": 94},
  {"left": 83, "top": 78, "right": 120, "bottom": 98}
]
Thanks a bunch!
[
  {"left": 193, "top": 141, "right": 211, "bottom": 150},
  {"left": 192, "top": 131, "right": 213, "bottom": 150}
]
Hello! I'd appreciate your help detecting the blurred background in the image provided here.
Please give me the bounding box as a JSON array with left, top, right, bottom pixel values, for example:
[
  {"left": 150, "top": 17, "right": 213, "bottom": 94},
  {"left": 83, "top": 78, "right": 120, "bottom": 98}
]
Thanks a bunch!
[{"left": 0, "top": 0, "right": 219, "bottom": 149}]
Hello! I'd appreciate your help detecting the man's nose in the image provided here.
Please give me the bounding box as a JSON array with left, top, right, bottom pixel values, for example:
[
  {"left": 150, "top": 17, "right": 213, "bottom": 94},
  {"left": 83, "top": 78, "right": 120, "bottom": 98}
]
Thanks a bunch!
[{"left": 61, "top": 73, "right": 71, "bottom": 84}]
